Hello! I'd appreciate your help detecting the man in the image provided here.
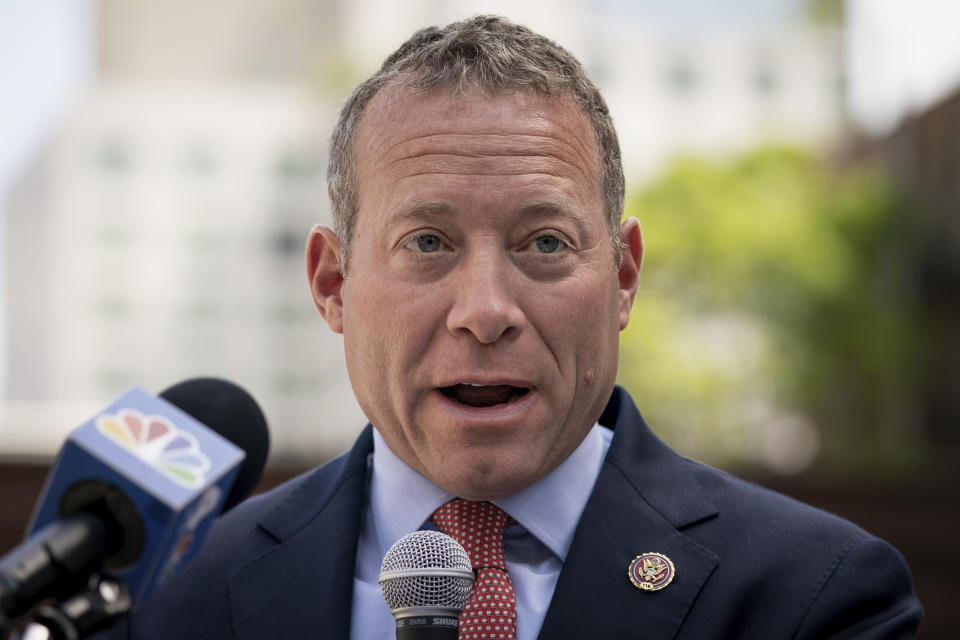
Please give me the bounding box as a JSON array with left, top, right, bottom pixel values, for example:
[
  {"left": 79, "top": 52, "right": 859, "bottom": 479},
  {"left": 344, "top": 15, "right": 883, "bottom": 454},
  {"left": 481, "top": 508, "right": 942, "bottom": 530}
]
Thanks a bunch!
[{"left": 120, "top": 15, "right": 922, "bottom": 639}]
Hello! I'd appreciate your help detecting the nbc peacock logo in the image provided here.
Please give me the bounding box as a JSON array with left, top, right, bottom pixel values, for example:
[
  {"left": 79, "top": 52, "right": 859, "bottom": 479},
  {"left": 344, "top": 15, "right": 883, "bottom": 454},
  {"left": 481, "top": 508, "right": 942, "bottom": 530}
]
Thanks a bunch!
[{"left": 96, "top": 409, "right": 211, "bottom": 489}]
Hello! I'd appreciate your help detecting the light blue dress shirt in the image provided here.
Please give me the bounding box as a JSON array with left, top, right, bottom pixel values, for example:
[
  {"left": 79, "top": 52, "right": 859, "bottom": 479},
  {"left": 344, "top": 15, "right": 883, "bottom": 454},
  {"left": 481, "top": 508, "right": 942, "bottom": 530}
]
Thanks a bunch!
[{"left": 349, "top": 424, "right": 613, "bottom": 640}]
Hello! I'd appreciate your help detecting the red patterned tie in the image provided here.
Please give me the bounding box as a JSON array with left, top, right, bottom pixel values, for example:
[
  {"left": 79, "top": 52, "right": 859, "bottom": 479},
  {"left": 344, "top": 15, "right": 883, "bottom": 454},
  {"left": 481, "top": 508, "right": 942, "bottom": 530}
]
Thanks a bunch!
[{"left": 431, "top": 499, "right": 517, "bottom": 640}]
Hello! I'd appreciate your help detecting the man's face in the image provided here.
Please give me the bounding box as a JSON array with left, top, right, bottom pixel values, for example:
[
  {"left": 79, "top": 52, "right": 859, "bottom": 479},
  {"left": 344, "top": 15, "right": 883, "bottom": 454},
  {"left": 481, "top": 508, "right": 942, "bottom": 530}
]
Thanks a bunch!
[{"left": 308, "top": 86, "right": 641, "bottom": 500}]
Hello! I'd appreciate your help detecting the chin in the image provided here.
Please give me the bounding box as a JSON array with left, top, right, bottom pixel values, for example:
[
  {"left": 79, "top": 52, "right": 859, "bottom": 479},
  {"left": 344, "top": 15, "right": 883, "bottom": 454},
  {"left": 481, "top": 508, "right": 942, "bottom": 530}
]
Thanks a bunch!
[{"left": 439, "top": 465, "right": 537, "bottom": 501}]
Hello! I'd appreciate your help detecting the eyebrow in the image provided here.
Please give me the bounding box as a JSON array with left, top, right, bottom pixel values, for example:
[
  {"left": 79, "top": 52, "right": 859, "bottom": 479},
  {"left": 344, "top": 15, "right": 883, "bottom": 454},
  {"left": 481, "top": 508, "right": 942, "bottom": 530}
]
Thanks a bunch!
[
  {"left": 516, "top": 198, "right": 591, "bottom": 236},
  {"left": 516, "top": 197, "right": 581, "bottom": 219},
  {"left": 395, "top": 197, "right": 589, "bottom": 227},
  {"left": 394, "top": 200, "right": 455, "bottom": 219}
]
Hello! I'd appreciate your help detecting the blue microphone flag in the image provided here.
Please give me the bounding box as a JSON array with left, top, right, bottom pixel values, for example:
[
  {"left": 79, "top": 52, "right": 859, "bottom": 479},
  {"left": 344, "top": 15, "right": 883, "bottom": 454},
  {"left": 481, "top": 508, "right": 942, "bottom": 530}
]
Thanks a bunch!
[{"left": 26, "top": 386, "right": 245, "bottom": 603}]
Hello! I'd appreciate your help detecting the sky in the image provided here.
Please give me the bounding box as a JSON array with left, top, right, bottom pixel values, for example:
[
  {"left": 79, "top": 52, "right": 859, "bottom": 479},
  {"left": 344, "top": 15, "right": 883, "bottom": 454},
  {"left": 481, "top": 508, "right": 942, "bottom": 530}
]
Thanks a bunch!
[
  {"left": 0, "top": 0, "right": 93, "bottom": 201},
  {"left": 0, "top": 0, "right": 92, "bottom": 398}
]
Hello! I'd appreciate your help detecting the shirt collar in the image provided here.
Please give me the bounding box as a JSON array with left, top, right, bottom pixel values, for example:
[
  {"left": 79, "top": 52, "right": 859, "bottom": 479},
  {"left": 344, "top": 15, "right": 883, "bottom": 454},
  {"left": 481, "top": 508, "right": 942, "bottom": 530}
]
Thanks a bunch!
[{"left": 369, "top": 424, "right": 612, "bottom": 562}]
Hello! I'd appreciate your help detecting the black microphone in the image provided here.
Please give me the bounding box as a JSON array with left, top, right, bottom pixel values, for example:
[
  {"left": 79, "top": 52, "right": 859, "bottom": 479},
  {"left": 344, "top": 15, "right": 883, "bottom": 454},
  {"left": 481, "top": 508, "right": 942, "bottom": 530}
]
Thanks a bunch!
[
  {"left": 157, "top": 378, "right": 269, "bottom": 513},
  {"left": 379, "top": 530, "right": 474, "bottom": 640},
  {"left": 0, "top": 378, "right": 269, "bottom": 636}
]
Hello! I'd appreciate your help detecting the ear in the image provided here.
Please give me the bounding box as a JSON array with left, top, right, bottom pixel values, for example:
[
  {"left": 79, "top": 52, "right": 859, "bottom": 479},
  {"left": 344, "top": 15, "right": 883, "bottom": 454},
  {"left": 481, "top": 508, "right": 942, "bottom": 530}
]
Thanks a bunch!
[
  {"left": 306, "top": 225, "right": 345, "bottom": 334},
  {"left": 617, "top": 217, "right": 643, "bottom": 330}
]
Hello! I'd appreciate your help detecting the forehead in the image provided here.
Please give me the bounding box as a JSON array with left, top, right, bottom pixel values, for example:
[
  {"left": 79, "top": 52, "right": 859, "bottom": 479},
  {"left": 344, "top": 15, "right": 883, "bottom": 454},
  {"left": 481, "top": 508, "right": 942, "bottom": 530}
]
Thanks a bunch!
[
  {"left": 351, "top": 84, "right": 602, "bottom": 205},
  {"left": 357, "top": 83, "right": 594, "bottom": 140}
]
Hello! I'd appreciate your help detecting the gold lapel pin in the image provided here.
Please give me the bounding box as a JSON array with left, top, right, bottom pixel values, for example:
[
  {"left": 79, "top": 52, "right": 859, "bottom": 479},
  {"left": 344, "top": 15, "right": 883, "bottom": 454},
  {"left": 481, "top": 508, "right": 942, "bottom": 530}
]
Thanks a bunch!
[{"left": 628, "top": 552, "right": 675, "bottom": 592}]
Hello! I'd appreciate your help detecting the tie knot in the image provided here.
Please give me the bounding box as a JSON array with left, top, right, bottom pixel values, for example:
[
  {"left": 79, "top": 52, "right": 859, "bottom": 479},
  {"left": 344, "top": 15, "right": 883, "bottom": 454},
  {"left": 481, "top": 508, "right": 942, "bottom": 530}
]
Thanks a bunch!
[{"left": 430, "top": 499, "right": 515, "bottom": 570}]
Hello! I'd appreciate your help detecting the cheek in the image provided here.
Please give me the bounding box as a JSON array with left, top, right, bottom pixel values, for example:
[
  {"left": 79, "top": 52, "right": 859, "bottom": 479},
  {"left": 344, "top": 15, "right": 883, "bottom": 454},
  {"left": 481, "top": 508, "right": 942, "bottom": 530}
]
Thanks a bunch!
[
  {"left": 343, "top": 278, "right": 443, "bottom": 378},
  {"left": 341, "top": 281, "right": 393, "bottom": 389},
  {"left": 533, "top": 274, "right": 619, "bottom": 341},
  {"left": 555, "top": 281, "right": 621, "bottom": 382}
]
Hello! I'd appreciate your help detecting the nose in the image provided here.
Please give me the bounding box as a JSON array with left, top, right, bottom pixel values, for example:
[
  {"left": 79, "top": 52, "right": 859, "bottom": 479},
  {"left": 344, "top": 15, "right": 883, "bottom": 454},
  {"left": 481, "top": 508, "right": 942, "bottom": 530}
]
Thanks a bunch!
[{"left": 446, "top": 252, "right": 526, "bottom": 344}]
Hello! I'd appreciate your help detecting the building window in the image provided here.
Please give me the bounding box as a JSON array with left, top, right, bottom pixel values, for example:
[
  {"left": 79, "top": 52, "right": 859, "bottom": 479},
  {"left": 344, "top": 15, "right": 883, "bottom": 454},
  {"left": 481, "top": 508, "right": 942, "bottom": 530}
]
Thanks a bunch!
[
  {"left": 181, "top": 141, "right": 219, "bottom": 179},
  {"left": 181, "top": 299, "right": 222, "bottom": 321},
  {"left": 96, "top": 295, "right": 132, "bottom": 319},
  {"left": 753, "top": 56, "right": 779, "bottom": 97},
  {"left": 96, "top": 224, "right": 135, "bottom": 247},
  {"left": 267, "top": 302, "right": 311, "bottom": 324},
  {"left": 270, "top": 228, "right": 302, "bottom": 259},
  {"left": 95, "top": 136, "right": 134, "bottom": 175},
  {"left": 274, "top": 148, "right": 320, "bottom": 184},
  {"left": 665, "top": 56, "right": 700, "bottom": 98}
]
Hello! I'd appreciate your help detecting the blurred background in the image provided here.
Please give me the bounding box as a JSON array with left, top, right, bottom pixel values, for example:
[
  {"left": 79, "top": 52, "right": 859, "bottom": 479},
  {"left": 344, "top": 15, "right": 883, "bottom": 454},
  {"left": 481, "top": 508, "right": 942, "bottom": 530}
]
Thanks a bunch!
[{"left": 1, "top": 0, "right": 957, "bottom": 634}]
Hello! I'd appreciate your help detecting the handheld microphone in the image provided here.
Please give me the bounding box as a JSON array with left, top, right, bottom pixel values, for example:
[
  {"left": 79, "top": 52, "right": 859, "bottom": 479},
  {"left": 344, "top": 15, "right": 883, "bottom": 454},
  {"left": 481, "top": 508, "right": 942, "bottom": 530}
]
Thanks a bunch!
[
  {"left": 379, "top": 530, "right": 474, "bottom": 640},
  {"left": 0, "top": 378, "right": 269, "bottom": 633}
]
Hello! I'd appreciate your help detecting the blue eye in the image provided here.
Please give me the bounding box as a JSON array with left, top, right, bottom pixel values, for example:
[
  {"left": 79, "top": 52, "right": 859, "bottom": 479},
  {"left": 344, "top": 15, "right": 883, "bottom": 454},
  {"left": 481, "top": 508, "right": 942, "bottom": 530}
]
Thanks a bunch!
[
  {"left": 534, "top": 235, "right": 562, "bottom": 253},
  {"left": 415, "top": 234, "right": 443, "bottom": 252}
]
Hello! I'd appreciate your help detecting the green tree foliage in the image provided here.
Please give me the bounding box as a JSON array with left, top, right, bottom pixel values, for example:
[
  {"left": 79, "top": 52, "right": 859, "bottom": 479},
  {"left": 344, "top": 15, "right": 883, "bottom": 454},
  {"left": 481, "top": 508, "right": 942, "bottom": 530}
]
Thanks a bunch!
[
  {"left": 618, "top": 147, "right": 921, "bottom": 475},
  {"left": 804, "top": 0, "right": 845, "bottom": 25}
]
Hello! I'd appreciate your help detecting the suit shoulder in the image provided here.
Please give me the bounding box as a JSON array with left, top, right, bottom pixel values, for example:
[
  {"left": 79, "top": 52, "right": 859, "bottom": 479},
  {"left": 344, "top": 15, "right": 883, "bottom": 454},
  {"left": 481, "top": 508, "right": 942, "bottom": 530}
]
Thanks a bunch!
[
  {"left": 678, "top": 459, "right": 922, "bottom": 636},
  {"left": 206, "top": 425, "right": 372, "bottom": 553},
  {"left": 219, "top": 459, "right": 343, "bottom": 530},
  {"left": 116, "top": 439, "right": 369, "bottom": 640},
  {"left": 183, "top": 443, "right": 365, "bottom": 576},
  {"left": 683, "top": 457, "right": 870, "bottom": 541}
]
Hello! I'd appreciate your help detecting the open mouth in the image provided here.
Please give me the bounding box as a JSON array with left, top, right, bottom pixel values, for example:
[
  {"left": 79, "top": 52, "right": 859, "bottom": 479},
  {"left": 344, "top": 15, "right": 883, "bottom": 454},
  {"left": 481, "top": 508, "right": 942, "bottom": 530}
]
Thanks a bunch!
[{"left": 438, "top": 384, "right": 530, "bottom": 408}]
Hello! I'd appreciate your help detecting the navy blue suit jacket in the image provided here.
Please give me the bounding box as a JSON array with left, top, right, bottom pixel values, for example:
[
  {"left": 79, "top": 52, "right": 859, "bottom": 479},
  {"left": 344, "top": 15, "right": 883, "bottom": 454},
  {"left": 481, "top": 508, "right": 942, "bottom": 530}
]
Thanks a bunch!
[{"left": 113, "top": 387, "right": 921, "bottom": 638}]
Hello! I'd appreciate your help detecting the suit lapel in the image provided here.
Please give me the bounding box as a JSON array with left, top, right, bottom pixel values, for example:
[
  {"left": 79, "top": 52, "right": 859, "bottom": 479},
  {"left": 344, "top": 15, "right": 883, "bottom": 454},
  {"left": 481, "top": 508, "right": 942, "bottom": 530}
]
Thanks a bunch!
[
  {"left": 227, "top": 428, "right": 373, "bottom": 640},
  {"left": 539, "top": 388, "right": 719, "bottom": 639}
]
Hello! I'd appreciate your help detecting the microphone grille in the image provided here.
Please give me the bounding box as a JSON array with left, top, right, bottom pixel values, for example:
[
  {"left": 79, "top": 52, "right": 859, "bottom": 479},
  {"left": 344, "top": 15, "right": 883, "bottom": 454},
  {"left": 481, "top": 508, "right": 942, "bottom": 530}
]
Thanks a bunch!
[{"left": 379, "top": 530, "right": 474, "bottom": 612}]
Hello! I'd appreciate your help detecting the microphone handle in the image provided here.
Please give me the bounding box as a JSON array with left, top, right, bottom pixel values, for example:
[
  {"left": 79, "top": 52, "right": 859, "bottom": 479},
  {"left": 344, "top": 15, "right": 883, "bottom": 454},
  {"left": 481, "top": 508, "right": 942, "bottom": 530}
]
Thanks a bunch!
[
  {"left": 395, "top": 612, "right": 459, "bottom": 640},
  {"left": 9, "top": 574, "right": 131, "bottom": 640},
  {"left": 0, "top": 513, "right": 106, "bottom": 623}
]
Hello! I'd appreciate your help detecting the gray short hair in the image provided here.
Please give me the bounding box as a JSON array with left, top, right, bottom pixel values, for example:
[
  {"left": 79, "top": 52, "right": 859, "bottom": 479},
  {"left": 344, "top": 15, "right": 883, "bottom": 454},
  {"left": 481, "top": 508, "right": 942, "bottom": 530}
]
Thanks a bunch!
[{"left": 327, "top": 15, "right": 625, "bottom": 270}]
